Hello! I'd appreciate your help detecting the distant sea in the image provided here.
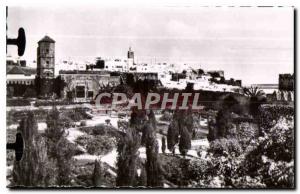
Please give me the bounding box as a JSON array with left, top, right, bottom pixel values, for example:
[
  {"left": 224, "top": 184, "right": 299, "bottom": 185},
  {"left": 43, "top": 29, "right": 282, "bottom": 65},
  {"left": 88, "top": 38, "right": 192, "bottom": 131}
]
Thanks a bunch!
[{"left": 248, "top": 84, "right": 279, "bottom": 94}]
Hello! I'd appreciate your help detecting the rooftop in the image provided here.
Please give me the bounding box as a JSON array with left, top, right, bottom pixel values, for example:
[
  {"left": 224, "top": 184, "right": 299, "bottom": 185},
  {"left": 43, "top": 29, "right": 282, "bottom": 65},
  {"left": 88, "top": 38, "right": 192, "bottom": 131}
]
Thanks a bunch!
[
  {"left": 7, "top": 65, "right": 36, "bottom": 75},
  {"left": 38, "top": 35, "right": 55, "bottom": 43}
]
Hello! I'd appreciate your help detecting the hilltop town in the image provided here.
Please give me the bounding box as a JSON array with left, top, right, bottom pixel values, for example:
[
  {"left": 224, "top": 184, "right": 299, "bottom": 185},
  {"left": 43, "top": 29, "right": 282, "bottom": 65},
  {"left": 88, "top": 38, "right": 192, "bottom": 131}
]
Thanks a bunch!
[{"left": 6, "top": 35, "right": 294, "bottom": 188}]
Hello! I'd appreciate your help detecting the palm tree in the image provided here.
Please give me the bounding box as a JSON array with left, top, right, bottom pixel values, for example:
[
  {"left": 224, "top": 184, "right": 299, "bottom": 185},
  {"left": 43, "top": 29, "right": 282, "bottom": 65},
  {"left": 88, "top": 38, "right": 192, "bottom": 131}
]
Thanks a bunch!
[
  {"left": 243, "top": 86, "right": 265, "bottom": 98},
  {"left": 243, "top": 86, "right": 266, "bottom": 117}
]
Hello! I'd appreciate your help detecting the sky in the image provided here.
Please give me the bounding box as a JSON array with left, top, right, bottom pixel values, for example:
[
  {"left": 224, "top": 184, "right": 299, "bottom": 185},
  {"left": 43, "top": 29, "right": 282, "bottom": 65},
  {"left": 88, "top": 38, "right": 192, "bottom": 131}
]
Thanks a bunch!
[{"left": 7, "top": 6, "right": 294, "bottom": 85}]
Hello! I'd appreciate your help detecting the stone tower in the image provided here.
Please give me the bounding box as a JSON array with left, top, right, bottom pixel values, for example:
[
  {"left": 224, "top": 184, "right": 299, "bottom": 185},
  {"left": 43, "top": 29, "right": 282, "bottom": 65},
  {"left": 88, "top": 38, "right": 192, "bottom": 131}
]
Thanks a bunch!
[
  {"left": 37, "top": 35, "right": 55, "bottom": 78},
  {"left": 127, "top": 47, "right": 135, "bottom": 69},
  {"left": 36, "top": 35, "right": 55, "bottom": 97}
]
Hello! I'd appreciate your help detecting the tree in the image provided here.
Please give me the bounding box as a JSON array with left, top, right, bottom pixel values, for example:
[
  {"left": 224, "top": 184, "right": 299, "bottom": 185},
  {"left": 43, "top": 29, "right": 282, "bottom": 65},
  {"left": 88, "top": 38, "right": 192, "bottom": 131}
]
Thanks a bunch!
[
  {"left": 185, "top": 82, "right": 194, "bottom": 92},
  {"left": 45, "top": 107, "right": 75, "bottom": 186},
  {"left": 179, "top": 127, "right": 191, "bottom": 156},
  {"left": 137, "top": 164, "right": 147, "bottom": 187},
  {"left": 213, "top": 95, "right": 241, "bottom": 140},
  {"left": 116, "top": 127, "right": 141, "bottom": 187},
  {"left": 23, "top": 87, "right": 37, "bottom": 98},
  {"left": 243, "top": 86, "right": 266, "bottom": 116},
  {"left": 167, "top": 120, "right": 179, "bottom": 154},
  {"left": 145, "top": 134, "right": 164, "bottom": 187},
  {"left": 18, "top": 112, "right": 38, "bottom": 142},
  {"left": 184, "top": 109, "right": 194, "bottom": 134},
  {"left": 215, "top": 109, "right": 231, "bottom": 138},
  {"left": 161, "top": 136, "right": 166, "bottom": 154},
  {"left": 198, "top": 69, "right": 204, "bottom": 75},
  {"left": 12, "top": 113, "right": 54, "bottom": 186},
  {"left": 35, "top": 76, "right": 41, "bottom": 97},
  {"left": 45, "top": 107, "right": 65, "bottom": 142},
  {"left": 54, "top": 75, "right": 66, "bottom": 98},
  {"left": 141, "top": 122, "right": 153, "bottom": 146},
  {"left": 93, "top": 159, "right": 103, "bottom": 187},
  {"left": 148, "top": 110, "right": 157, "bottom": 129},
  {"left": 55, "top": 138, "right": 76, "bottom": 186}
]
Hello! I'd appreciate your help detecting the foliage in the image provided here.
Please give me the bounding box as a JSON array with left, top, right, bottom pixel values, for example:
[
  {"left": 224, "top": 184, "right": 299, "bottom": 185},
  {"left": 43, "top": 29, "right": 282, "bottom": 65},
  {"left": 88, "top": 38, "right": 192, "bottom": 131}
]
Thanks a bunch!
[
  {"left": 160, "top": 154, "right": 190, "bottom": 187},
  {"left": 85, "top": 135, "right": 116, "bottom": 155},
  {"left": 160, "top": 111, "right": 172, "bottom": 122},
  {"left": 142, "top": 117, "right": 164, "bottom": 187},
  {"left": 93, "top": 159, "right": 103, "bottom": 187},
  {"left": 12, "top": 135, "right": 56, "bottom": 187},
  {"left": 258, "top": 104, "right": 294, "bottom": 133},
  {"left": 44, "top": 107, "right": 76, "bottom": 186},
  {"left": 179, "top": 127, "right": 191, "bottom": 156},
  {"left": 167, "top": 120, "right": 179, "bottom": 153},
  {"left": 161, "top": 136, "right": 166, "bottom": 154},
  {"left": 236, "top": 122, "right": 259, "bottom": 150},
  {"left": 79, "top": 124, "right": 120, "bottom": 138},
  {"left": 208, "top": 138, "right": 243, "bottom": 157},
  {"left": 72, "top": 162, "right": 115, "bottom": 187},
  {"left": 137, "top": 165, "right": 147, "bottom": 187},
  {"left": 45, "top": 107, "right": 65, "bottom": 145},
  {"left": 145, "top": 136, "right": 164, "bottom": 187},
  {"left": 116, "top": 127, "right": 141, "bottom": 187},
  {"left": 243, "top": 86, "right": 266, "bottom": 117},
  {"left": 18, "top": 112, "right": 38, "bottom": 142},
  {"left": 55, "top": 138, "right": 77, "bottom": 186},
  {"left": 12, "top": 114, "right": 55, "bottom": 187},
  {"left": 54, "top": 75, "right": 66, "bottom": 98},
  {"left": 7, "top": 98, "right": 31, "bottom": 107},
  {"left": 214, "top": 110, "right": 235, "bottom": 139},
  {"left": 34, "top": 99, "right": 84, "bottom": 106},
  {"left": 23, "top": 88, "right": 37, "bottom": 98},
  {"left": 241, "top": 115, "right": 294, "bottom": 188}
]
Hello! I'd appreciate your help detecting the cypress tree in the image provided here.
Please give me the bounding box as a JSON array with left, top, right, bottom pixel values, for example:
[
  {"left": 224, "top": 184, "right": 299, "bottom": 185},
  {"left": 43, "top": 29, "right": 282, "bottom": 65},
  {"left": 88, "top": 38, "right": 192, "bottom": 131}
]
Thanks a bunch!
[
  {"left": 116, "top": 127, "right": 141, "bottom": 187},
  {"left": 93, "top": 159, "right": 103, "bottom": 187},
  {"left": 146, "top": 137, "right": 164, "bottom": 187},
  {"left": 12, "top": 113, "right": 53, "bottom": 186},
  {"left": 167, "top": 120, "right": 179, "bottom": 154},
  {"left": 137, "top": 164, "right": 147, "bottom": 187},
  {"left": 179, "top": 127, "right": 191, "bottom": 156},
  {"left": 161, "top": 136, "right": 166, "bottom": 154},
  {"left": 45, "top": 107, "right": 75, "bottom": 186},
  {"left": 145, "top": 122, "right": 164, "bottom": 187},
  {"left": 184, "top": 109, "right": 194, "bottom": 134}
]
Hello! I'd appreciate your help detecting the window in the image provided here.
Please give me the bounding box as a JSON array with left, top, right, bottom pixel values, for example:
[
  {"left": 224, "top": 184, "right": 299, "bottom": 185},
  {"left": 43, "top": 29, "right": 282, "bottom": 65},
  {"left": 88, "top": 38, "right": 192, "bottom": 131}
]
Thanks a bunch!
[
  {"left": 76, "top": 86, "right": 85, "bottom": 98},
  {"left": 87, "top": 91, "right": 93, "bottom": 98},
  {"left": 46, "top": 49, "right": 49, "bottom": 53}
]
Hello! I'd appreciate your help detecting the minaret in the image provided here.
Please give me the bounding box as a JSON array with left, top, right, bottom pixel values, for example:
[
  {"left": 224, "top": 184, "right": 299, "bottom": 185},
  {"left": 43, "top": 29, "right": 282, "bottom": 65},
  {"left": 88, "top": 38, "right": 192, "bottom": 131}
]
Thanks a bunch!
[
  {"left": 37, "top": 35, "right": 55, "bottom": 78},
  {"left": 37, "top": 35, "right": 56, "bottom": 97},
  {"left": 127, "top": 47, "right": 134, "bottom": 69}
]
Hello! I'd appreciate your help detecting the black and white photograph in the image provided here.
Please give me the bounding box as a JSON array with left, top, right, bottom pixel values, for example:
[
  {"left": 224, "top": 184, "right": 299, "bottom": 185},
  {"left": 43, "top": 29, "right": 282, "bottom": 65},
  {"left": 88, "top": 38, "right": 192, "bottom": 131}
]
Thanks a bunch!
[{"left": 5, "top": 4, "right": 295, "bottom": 189}]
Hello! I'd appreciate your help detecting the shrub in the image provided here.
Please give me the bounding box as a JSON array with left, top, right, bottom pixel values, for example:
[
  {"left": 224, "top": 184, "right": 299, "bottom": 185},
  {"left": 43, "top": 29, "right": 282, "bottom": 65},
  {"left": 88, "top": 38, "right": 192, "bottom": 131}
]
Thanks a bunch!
[
  {"left": 86, "top": 135, "right": 116, "bottom": 155},
  {"left": 23, "top": 88, "right": 37, "bottom": 98},
  {"left": 160, "top": 111, "right": 172, "bottom": 122},
  {"left": 242, "top": 116, "right": 294, "bottom": 188},
  {"left": 208, "top": 138, "right": 242, "bottom": 157},
  {"left": 187, "top": 159, "right": 212, "bottom": 182},
  {"left": 80, "top": 120, "right": 87, "bottom": 126},
  {"left": 160, "top": 154, "right": 190, "bottom": 187},
  {"left": 116, "top": 127, "right": 141, "bottom": 187},
  {"left": 179, "top": 127, "right": 191, "bottom": 156},
  {"left": 75, "top": 134, "right": 93, "bottom": 149},
  {"left": 236, "top": 122, "right": 259, "bottom": 150},
  {"left": 167, "top": 120, "right": 179, "bottom": 153},
  {"left": 259, "top": 104, "right": 294, "bottom": 134},
  {"left": 7, "top": 98, "right": 31, "bottom": 107}
]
